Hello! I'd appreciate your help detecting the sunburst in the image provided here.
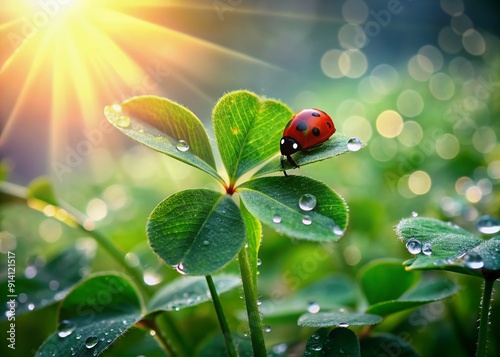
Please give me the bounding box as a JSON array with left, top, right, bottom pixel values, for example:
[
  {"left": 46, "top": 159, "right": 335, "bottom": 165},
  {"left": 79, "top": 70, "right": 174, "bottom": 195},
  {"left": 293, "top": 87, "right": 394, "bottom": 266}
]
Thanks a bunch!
[{"left": 0, "top": 0, "right": 282, "bottom": 179}]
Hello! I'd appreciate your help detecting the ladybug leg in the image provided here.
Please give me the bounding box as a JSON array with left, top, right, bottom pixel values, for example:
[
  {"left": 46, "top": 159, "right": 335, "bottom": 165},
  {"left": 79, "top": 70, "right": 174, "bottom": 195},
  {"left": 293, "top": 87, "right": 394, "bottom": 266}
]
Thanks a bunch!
[
  {"left": 286, "top": 155, "right": 300, "bottom": 169},
  {"left": 281, "top": 155, "right": 289, "bottom": 176}
]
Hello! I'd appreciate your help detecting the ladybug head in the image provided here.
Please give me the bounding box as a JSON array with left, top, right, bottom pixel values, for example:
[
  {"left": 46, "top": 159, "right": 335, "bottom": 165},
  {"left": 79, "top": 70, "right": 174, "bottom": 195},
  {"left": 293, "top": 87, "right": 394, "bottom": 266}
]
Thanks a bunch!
[{"left": 280, "top": 136, "right": 300, "bottom": 156}]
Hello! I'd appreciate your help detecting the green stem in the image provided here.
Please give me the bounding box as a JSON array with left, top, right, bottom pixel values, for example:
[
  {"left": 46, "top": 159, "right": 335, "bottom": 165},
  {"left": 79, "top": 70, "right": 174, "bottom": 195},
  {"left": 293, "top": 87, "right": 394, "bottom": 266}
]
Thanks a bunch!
[
  {"left": 238, "top": 248, "right": 267, "bottom": 357},
  {"left": 476, "top": 278, "right": 495, "bottom": 357},
  {"left": 206, "top": 275, "right": 238, "bottom": 357}
]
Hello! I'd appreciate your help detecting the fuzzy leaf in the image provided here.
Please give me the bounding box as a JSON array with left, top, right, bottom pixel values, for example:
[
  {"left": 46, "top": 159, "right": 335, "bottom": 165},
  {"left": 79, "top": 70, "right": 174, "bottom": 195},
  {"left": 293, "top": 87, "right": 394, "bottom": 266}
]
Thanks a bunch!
[
  {"left": 254, "top": 135, "right": 364, "bottom": 177},
  {"left": 36, "top": 274, "right": 142, "bottom": 357},
  {"left": 238, "top": 176, "right": 348, "bottom": 242},
  {"left": 213, "top": 90, "right": 293, "bottom": 182},
  {"left": 360, "top": 333, "right": 419, "bottom": 357},
  {"left": 147, "top": 274, "right": 240, "bottom": 313},
  {"left": 104, "top": 96, "right": 223, "bottom": 183},
  {"left": 147, "top": 189, "right": 246, "bottom": 275},
  {"left": 304, "top": 328, "right": 360, "bottom": 357},
  {"left": 396, "top": 217, "right": 500, "bottom": 278}
]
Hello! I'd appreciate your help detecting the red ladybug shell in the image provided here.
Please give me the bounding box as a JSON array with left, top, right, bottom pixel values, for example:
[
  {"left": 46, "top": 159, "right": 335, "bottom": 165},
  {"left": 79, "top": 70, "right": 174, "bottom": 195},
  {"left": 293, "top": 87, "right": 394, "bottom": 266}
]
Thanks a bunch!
[{"left": 281, "top": 108, "right": 335, "bottom": 154}]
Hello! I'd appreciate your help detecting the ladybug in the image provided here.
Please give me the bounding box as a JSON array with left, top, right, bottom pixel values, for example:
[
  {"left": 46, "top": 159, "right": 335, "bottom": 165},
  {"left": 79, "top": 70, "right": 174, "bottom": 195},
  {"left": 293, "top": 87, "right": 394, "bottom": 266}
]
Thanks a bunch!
[{"left": 280, "top": 108, "right": 336, "bottom": 176}]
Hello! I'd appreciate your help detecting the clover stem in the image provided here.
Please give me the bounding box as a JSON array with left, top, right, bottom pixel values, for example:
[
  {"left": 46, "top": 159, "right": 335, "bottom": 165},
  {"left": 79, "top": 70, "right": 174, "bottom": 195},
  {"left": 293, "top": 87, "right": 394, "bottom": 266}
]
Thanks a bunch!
[
  {"left": 238, "top": 247, "right": 267, "bottom": 357},
  {"left": 476, "top": 278, "right": 495, "bottom": 357},
  {"left": 206, "top": 275, "right": 238, "bottom": 357}
]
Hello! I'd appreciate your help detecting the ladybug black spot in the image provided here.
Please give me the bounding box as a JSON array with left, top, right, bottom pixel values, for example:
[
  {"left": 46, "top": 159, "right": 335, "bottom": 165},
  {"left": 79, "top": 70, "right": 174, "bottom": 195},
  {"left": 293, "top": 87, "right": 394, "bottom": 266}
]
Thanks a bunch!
[
  {"left": 312, "top": 127, "right": 321, "bottom": 136},
  {"left": 311, "top": 112, "right": 320, "bottom": 117},
  {"left": 296, "top": 121, "right": 308, "bottom": 131}
]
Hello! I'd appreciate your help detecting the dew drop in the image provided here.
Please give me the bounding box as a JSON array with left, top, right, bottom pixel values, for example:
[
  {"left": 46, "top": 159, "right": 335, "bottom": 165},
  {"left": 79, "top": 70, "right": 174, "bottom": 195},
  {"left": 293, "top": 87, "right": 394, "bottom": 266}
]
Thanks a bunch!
[
  {"left": 347, "top": 137, "right": 362, "bottom": 151},
  {"left": 311, "top": 333, "right": 320, "bottom": 340},
  {"left": 176, "top": 140, "right": 189, "bottom": 152},
  {"left": 264, "top": 325, "right": 271, "bottom": 333},
  {"left": 175, "top": 263, "right": 186, "bottom": 275},
  {"left": 332, "top": 225, "right": 344, "bottom": 236},
  {"left": 257, "top": 299, "right": 262, "bottom": 306},
  {"left": 307, "top": 300, "right": 320, "bottom": 313},
  {"left": 257, "top": 258, "right": 262, "bottom": 266},
  {"left": 76, "top": 334, "right": 82, "bottom": 340},
  {"left": 463, "top": 251, "right": 484, "bottom": 269},
  {"left": 422, "top": 242, "right": 432, "bottom": 256},
  {"left": 85, "top": 336, "right": 99, "bottom": 349},
  {"left": 302, "top": 215, "right": 312, "bottom": 225},
  {"left": 24, "top": 265, "right": 37, "bottom": 279},
  {"left": 112, "top": 104, "right": 121, "bottom": 112},
  {"left": 299, "top": 194, "right": 317, "bottom": 211},
  {"left": 273, "top": 343, "right": 287, "bottom": 354},
  {"left": 28, "top": 303, "right": 35, "bottom": 311},
  {"left": 309, "top": 343, "right": 323, "bottom": 351},
  {"left": 203, "top": 240, "right": 209, "bottom": 246},
  {"left": 406, "top": 238, "right": 422, "bottom": 254},
  {"left": 57, "top": 320, "right": 76, "bottom": 338},
  {"left": 411, "top": 211, "right": 419, "bottom": 217},
  {"left": 272, "top": 215, "right": 282, "bottom": 224},
  {"left": 476, "top": 215, "right": 500, "bottom": 235},
  {"left": 116, "top": 116, "right": 131, "bottom": 128},
  {"left": 338, "top": 322, "right": 349, "bottom": 328}
]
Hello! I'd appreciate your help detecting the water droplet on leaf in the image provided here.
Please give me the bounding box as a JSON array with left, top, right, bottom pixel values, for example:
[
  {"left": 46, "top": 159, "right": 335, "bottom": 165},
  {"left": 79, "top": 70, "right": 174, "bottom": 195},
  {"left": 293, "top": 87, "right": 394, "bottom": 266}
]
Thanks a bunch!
[
  {"left": 85, "top": 336, "right": 98, "bottom": 349},
  {"left": 116, "top": 116, "right": 130, "bottom": 128},
  {"left": 309, "top": 343, "right": 323, "bottom": 351},
  {"left": 476, "top": 215, "right": 500, "bottom": 234},
  {"left": 347, "top": 137, "right": 362, "bottom": 151},
  {"left": 176, "top": 140, "right": 189, "bottom": 152},
  {"left": 176, "top": 263, "right": 186, "bottom": 275},
  {"left": 307, "top": 300, "right": 320, "bottom": 313},
  {"left": 299, "top": 194, "right": 317, "bottom": 211},
  {"left": 422, "top": 242, "right": 432, "bottom": 255},
  {"left": 463, "top": 251, "right": 484, "bottom": 269},
  {"left": 411, "top": 211, "right": 419, "bottom": 217},
  {"left": 406, "top": 238, "right": 422, "bottom": 254},
  {"left": 272, "top": 214, "right": 282, "bottom": 223},
  {"left": 203, "top": 240, "right": 209, "bottom": 246},
  {"left": 332, "top": 225, "right": 344, "bottom": 236},
  {"left": 264, "top": 325, "right": 271, "bottom": 332},
  {"left": 257, "top": 258, "right": 262, "bottom": 266},
  {"left": 57, "top": 320, "right": 76, "bottom": 338},
  {"left": 302, "top": 215, "right": 312, "bottom": 225},
  {"left": 338, "top": 322, "right": 349, "bottom": 328}
]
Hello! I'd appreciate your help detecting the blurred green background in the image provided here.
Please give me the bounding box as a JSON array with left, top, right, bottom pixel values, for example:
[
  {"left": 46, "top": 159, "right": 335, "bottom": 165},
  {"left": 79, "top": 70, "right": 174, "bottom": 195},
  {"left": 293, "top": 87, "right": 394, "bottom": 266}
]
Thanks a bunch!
[{"left": 1, "top": 0, "right": 499, "bottom": 356}]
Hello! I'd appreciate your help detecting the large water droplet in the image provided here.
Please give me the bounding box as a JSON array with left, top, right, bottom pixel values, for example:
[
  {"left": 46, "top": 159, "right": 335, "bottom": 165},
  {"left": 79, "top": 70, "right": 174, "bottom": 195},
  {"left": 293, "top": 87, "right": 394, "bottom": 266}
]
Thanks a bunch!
[
  {"left": 176, "top": 263, "right": 186, "bottom": 275},
  {"left": 411, "top": 211, "right": 419, "bottom": 217},
  {"left": 264, "top": 325, "right": 271, "bottom": 333},
  {"left": 299, "top": 194, "right": 317, "bottom": 211},
  {"left": 476, "top": 215, "right": 500, "bottom": 234},
  {"left": 272, "top": 214, "right": 282, "bottom": 224},
  {"left": 85, "top": 336, "right": 99, "bottom": 349},
  {"left": 406, "top": 238, "right": 422, "bottom": 254},
  {"left": 347, "top": 137, "right": 362, "bottom": 151},
  {"left": 57, "top": 320, "right": 76, "bottom": 338},
  {"left": 176, "top": 140, "right": 189, "bottom": 152},
  {"left": 302, "top": 216, "right": 312, "bottom": 225},
  {"left": 422, "top": 242, "right": 432, "bottom": 256},
  {"left": 463, "top": 251, "right": 484, "bottom": 269},
  {"left": 338, "top": 322, "right": 349, "bottom": 328},
  {"left": 307, "top": 300, "right": 320, "bottom": 313},
  {"left": 143, "top": 269, "right": 162, "bottom": 286}
]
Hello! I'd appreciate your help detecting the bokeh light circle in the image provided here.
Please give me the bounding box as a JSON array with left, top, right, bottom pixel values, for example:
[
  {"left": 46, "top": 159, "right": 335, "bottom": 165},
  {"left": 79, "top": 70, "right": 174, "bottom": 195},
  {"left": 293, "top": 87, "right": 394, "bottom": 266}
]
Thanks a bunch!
[
  {"left": 472, "top": 127, "right": 497, "bottom": 153},
  {"left": 436, "top": 133, "right": 460, "bottom": 159},
  {"left": 342, "top": 115, "right": 372, "bottom": 142},
  {"left": 370, "top": 64, "right": 399, "bottom": 94},
  {"left": 398, "top": 121, "right": 423, "bottom": 147},
  {"left": 438, "top": 26, "right": 463, "bottom": 54},
  {"left": 397, "top": 90, "right": 424, "bottom": 117},
  {"left": 342, "top": 0, "right": 369, "bottom": 25},
  {"left": 440, "top": 0, "right": 464, "bottom": 16},
  {"left": 408, "top": 171, "right": 432, "bottom": 195},
  {"left": 339, "top": 50, "right": 368, "bottom": 78},
  {"left": 321, "top": 49, "right": 344, "bottom": 78},
  {"left": 462, "top": 29, "right": 486, "bottom": 55},
  {"left": 376, "top": 110, "right": 404, "bottom": 138},
  {"left": 429, "top": 72, "right": 455, "bottom": 100}
]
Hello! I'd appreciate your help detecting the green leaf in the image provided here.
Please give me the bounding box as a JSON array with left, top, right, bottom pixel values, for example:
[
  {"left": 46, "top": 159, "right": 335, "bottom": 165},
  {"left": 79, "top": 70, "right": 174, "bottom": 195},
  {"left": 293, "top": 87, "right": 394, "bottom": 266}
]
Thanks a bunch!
[
  {"left": 147, "top": 274, "right": 240, "bottom": 313},
  {"left": 2, "top": 242, "right": 95, "bottom": 320},
  {"left": 213, "top": 90, "right": 293, "bottom": 182},
  {"left": 260, "top": 275, "right": 357, "bottom": 323},
  {"left": 366, "top": 278, "right": 459, "bottom": 315},
  {"left": 104, "top": 96, "right": 223, "bottom": 183},
  {"left": 396, "top": 217, "right": 500, "bottom": 278},
  {"left": 147, "top": 189, "right": 246, "bottom": 275},
  {"left": 36, "top": 273, "right": 143, "bottom": 357},
  {"left": 238, "top": 176, "right": 348, "bottom": 242},
  {"left": 298, "top": 311, "right": 382, "bottom": 328},
  {"left": 253, "top": 135, "right": 364, "bottom": 177},
  {"left": 360, "top": 333, "right": 419, "bottom": 357},
  {"left": 240, "top": 201, "right": 262, "bottom": 285},
  {"left": 27, "top": 177, "right": 58, "bottom": 206},
  {"left": 359, "top": 259, "right": 420, "bottom": 305}
]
